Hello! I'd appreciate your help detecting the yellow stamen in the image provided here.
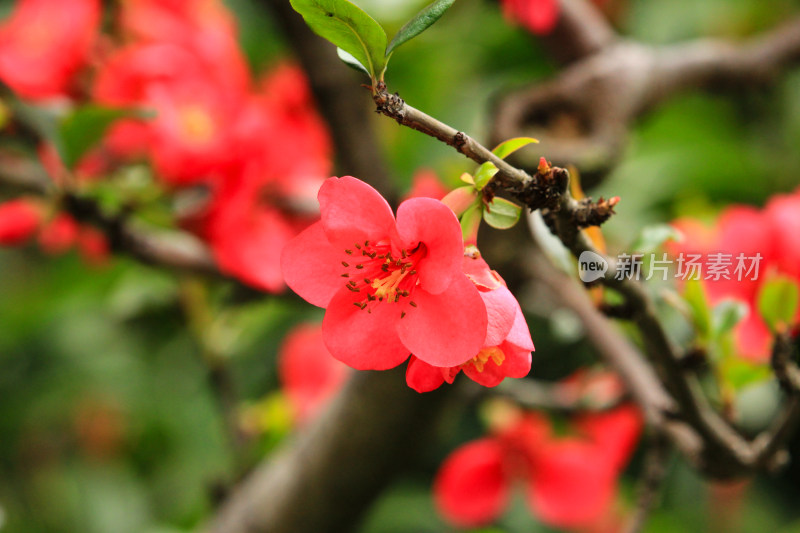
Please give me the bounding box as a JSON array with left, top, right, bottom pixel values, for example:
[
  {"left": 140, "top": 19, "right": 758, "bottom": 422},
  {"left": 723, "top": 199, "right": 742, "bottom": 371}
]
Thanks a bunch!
[{"left": 466, "top": 347, "right": 506, "bottom": 373}]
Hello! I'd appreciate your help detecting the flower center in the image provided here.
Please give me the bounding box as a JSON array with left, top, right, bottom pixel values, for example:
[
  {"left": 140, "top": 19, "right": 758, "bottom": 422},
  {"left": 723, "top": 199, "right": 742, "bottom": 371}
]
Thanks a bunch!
[
  {"left": 464, "top": 346, "right": 505, "bottom": 373},
  {"left": 341, "top": 239, "right": 424, "bottom": 317}
]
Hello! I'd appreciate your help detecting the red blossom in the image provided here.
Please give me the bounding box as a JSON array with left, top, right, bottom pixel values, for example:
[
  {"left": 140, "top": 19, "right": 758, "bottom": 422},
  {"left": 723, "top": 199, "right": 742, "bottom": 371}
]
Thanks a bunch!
[
  {"left": 192, "top": 64, "right": 331, "bottom": 292},
  {"left": 501, "top": 0, "right": 560, "bottom": 36},
  {"left": 0, "top": 0, "right": 100, "bottom": 99},
  {"left": 403, "top": 169, "right": 450, "bottom": 201},
  {"left": 670, "top": 190, "right": 800, "bottom": 362},
  {"left": 406, "top": 254, "right": 533, "bottom": 391},
  {"left": 0, "top": 199, "right": 42, "bottom": 245},
  {"left": 278, "top": 323, "right": 349, "bottom": 425},
  {"left": 282, "top": 176, "right": 488, "bottom": 370},
  {"left": 434, "top": 391, "right": 642, "bottom": 529},
  {"left": 38, "top": 213, "right": 80, "bottom": 255}
]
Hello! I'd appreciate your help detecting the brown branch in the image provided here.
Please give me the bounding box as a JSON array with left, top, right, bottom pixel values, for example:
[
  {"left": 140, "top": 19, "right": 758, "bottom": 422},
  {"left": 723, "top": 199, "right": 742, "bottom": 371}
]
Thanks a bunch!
[
  {"left": 492, "top": 15, "right": 800, "bottom": 182},
  {"left": 490, "top": 375, "right": 627, "bottom": 413},
  {"left": 540, "top": 0, "right": 617, "bottom": 64},
  {"left": 624, "top": 433, "right": 672, "bottom": 533},
  {"left": 205, "top": 367, "right": 450, "bottom": 533}
]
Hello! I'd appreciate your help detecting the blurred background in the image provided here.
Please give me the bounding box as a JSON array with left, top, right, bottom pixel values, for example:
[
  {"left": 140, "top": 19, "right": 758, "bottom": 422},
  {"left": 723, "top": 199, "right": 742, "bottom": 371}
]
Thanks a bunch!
[{"left": 1, "top": 0, "right": 800, "bottom": 532}]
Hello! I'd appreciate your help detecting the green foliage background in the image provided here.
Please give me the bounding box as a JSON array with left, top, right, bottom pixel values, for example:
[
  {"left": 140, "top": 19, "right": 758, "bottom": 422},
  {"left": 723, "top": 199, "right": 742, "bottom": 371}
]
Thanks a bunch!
[{"left": 1, "top": 0, "right": 800, "bottom": 532}]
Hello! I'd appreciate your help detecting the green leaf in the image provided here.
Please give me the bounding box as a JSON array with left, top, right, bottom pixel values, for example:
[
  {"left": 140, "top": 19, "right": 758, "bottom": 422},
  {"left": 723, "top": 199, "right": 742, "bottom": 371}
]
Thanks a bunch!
[
  {"left": 336, "top": 47, "right": 370, "bottom": 76},
  {"left": 473, "top": 161, "right": 498, "bottom": 190},
  {"left": 483, "top": 197, "right": 522, "bottom": 230},
  {"left": 460, "top": 203, "right": 481, "bottom": 242},
  {"left": 289, "top": 0, "right": 387, "bottom": 81},
  {"left": 491, "top": 136, "right": 539, "bottom": 160},
  {"left": 630, "top": 224, "right": 682, "bottom": 253},
  {"left": 757, "top": 276, "right": 799, "bottom": 332},
  {"left": 386, "top": 0, "right": 457, "bottom": 56},
  {"left": 59, "top": 105, "right": 135, "bottom": 169},
  {"left": 711, "top": 299, "right": 748, "bottom": 338},
  {"left": 684, "top": 278, "right": 711, "bottom": 340},
  {"left": 720, "top": 358, "right": 771, "bottom": 391}
]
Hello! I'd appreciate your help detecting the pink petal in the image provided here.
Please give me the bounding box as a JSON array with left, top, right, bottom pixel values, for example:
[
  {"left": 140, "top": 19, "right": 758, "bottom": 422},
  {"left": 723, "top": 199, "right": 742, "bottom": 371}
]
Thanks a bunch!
[
  {"left": 497, "top": 342, "right": 533, "bottom": 379},
  {"left": 281, "top": 221, "right": 351, "bottom": 308},
  {"left": 322, "top": 288, "right": 410, "bottom": 370},
  {"left": 396, "top": 197, "right": 464, "bottom": 295},
  {"left": 434, "top": 438, "right": 510, "bottom": 528},
  {"left": 506, "top": 305, "right": 535, "bottom": 351},
  {"left": 318, "top": 176, "right": 396, "bottom": 247},
  {"left": 528, "top": 439, "right": 617, "bottom": 528},
  {"left": 397, "top": 274, "right": 487, "bottom": 367},
  {"left": 765, "top": 192, "right": 800, "bottom": 279},
  {"left": 463, "top": 359, "right": 506, "bottom": 387},
  {"left": 405, "top": 356, "right": 446, "bottom": 392},
  {"left": 462, "top": 254, "right": 504, "bottom": 291},
  {"left": 481, "top": 286, "right": 518, "bottom": 347}
]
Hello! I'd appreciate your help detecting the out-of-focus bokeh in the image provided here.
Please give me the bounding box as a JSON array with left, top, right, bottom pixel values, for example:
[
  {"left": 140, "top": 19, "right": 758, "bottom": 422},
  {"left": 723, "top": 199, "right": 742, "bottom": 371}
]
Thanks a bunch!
[{"left": 1, "top": 0, "right": 799, "bottom": 532}]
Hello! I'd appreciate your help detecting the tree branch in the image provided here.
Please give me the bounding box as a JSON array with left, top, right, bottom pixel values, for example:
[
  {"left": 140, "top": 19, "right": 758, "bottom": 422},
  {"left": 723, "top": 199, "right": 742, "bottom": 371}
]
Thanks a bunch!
[
  {"left": 492, "top": 15, "right": 800, "bottom": 181},
  {"left": 205, "top": 367, "right": 450, "bottom": 533}
]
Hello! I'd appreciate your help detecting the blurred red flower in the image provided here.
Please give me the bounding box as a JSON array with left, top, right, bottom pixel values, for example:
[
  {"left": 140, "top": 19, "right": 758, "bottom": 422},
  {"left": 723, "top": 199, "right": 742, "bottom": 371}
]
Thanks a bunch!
[
  {"left": 434, "top": 402, "right": 642, "bottom": 529},
  {"left": 0, "top": 199, "right": 41, "bottom": 245},
  {"left": 670, "top": 189, "right": 800, "bottom": 362},
  {"left": 0, "top": 0, "right": 100, "bottom": 99},
  {"left": 501, "top": 0, "right": 560, "bottom": 36},
  {"left": 278, "top": 322, "right": 349, "bottom": 425}
]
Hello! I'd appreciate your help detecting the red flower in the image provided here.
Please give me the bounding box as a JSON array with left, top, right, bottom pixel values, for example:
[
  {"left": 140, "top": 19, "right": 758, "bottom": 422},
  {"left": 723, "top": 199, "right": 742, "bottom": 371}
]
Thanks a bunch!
[
  {"left": 0, "top": 0, "right": 100, "bottom": 99},
  {"left": 190, "top": 64, "right": 331, "bottom": 292},
  {"left": 281, "top": 176, "right": 488, "bottom": 370},
  {"left": 406, "top": 254, "right": 534, "bottom": 391},
  {"left": 670, "top": 192, "right": 800, "bottom": 363},
  {"left": 501, "top": 0, "right": 560, "bottom": 36},
  {"left": 0, "top": 199, "right": 42, "bottom": 245},
  {"left": 278, "top": 323, "right": 349, "bottom": 425},
  {"left": 403, "top": 169, "right": 450, "bottom": 201},
  {"left": 38, "top": 213, "right": 79, "bottom": 255},
  {"left": 434, "top": 403, "right": 642, "bottom": 530}
]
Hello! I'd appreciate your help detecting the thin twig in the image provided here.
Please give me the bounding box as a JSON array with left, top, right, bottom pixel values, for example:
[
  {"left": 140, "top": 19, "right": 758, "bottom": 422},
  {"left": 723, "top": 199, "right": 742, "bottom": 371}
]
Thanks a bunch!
[{"left": 624, "top": 433, "right": 672, "bottom": 533}]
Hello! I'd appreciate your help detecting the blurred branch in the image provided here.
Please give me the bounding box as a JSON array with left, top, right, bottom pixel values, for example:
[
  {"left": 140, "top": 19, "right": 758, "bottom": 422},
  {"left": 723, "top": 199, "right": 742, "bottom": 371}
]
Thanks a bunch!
[
  {"left": 260, "top": 0, "right": 396, "bottom": 202},
  {"left": 624, "top": 433, "right": 672, "bottom": 533},
  {"left": 540, "top": 0, "right": 617, "bottom": 64},
  {"left": 493, "top": 7, "right": 800, "bottom": 181},
  {"left": 205, "top": 367, "right": 450, "bottom": 533},
  {"left": 490, "top": 375, "right": 627, "bottom": 413}
]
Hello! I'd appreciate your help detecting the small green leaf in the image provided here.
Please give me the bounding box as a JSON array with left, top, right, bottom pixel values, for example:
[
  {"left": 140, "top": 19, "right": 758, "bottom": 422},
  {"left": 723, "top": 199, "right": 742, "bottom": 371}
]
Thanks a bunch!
[
  {"left": 460, "top": 203, "right": 481, "bottom": 242},
  {"left": 491, "top": 136, "right": 539, "bottom": 160},
  {"left": 290, "top": 0, "right": 387, "bottom": 81},
  {"left": 684, "top": 278, "right": 711, "bottom": 340},
  {"left": 483, "top": 197, "right": 522, "bottom": 230},
  {"left": 459, "top": 172, "right": 474, "bottom": 185},
  {"left": 473, "top": 161, "right": 497, "bottom": 190},
  {"left": 720, "top": 358, "right": 771, "bottom": 391},
  {"left": 59, "top": 105, "right": 136, "bottom": 169},
  {"left": 336, "top": 47, "right": 370, "bottom": 75},
  {"left": 386, "top": 0, "right": 456, "bottom": 56},
  {"left": 630, "top": 224, "right": 682, "bottom": 253},
  {"left": 711, "top": 299, "right": 748, "bottom": 338},
  {"left": 757, "top": 276, "right": 799, "bottom": 332}
]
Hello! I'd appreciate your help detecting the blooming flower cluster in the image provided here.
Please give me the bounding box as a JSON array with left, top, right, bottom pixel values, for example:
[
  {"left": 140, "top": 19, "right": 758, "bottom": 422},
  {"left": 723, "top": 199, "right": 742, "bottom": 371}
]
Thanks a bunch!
[
  {"left": 282, "top": 176, "right": 534, "bottom": 389},
  {"left": 670, "top": 188, "right": 800, "bottom": 362},
  {"left": 435, "top": 390, "right": 642, "bottom": 529},
  {"left": 0, "top": 0, "right": 331, "bottom": 290}
]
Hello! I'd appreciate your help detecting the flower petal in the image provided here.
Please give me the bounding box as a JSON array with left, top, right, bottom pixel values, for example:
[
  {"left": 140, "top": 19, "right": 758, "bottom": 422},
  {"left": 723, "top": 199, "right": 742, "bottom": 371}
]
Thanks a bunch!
[
  {"left": 434, "top": 438, "right": 510, "bottom": 528},
  {"left": 398, "top": 274, "right": 487, "bottom": 367},
  {"left": 281, "top": 221, "right": 350, "bottom": 308},
  {"left": 481, "top": 286, "right": 518, "bottom": 347},
  {"left": 506, "top": 305, "right": 534, "bottom": 351},
  {"left": 318, "top": 176, "right": 396, "bottom": 246},
  {"left": 396, "top": 197, "right": 463, "bottom": 294},
  {"left": 322, "top": 288, "right": 410, "bottom": 370},
  {"left": 528, "top": 439, "right": 617, "bottom": 528},
  {"left": 573, "top": 405, "right": 642, "bottom": 471},
  {"left": 405, "top": 356, "right": 446, "bottom": 392}
]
